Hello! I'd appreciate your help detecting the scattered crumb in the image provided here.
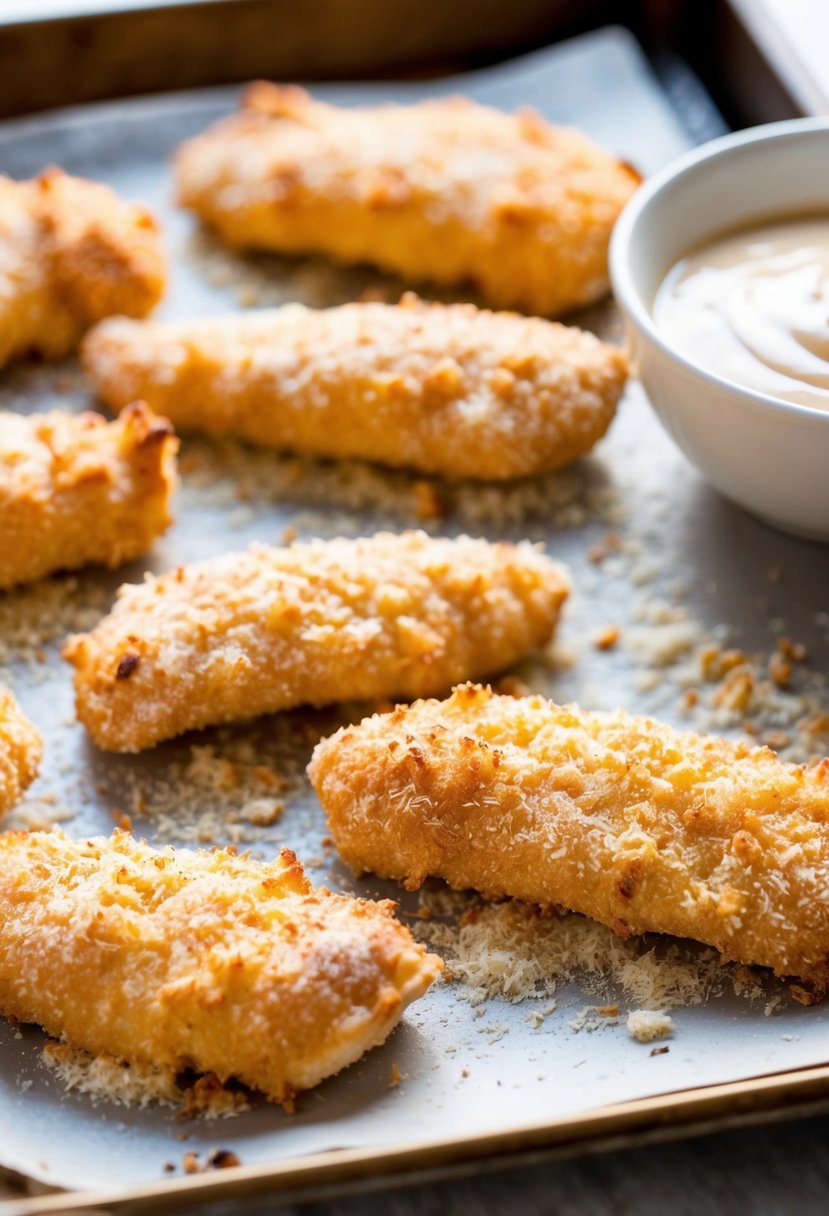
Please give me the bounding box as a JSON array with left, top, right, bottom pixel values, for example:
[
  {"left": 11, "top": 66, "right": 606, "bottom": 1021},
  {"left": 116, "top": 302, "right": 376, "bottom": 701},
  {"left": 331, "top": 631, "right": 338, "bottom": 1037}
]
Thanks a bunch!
[
  {"left": 732, "top": 965, "right": 764, "bottom": 1000},
  {"left": 42, "top": 1043, "right": 253, "bottom": 1118},
  {"left": 42, "top": 1043, "right": 178, "bottom": 1109},
  {"left": 417, "top": 899, "right": 724, "bottom": 1009},
  {"left": 178, "top": 432, "right": 625, "bottom": 537},
  {"left": 3, "top": 796, "right": 75, "bottom": 833},
  {"left": 121, "top": 736, "right": 304, "bottom": 846},
  {"left": 594, "top": 625, "right": 620, "bottom": 651},
  {"left": 626, "top": 1010, "right": 674, "bottom": 1043},
  {"left": 524, "top": 1001, "right": 558, "bottom": 1028},
  {"left": 478, "top": 1022, "right": 510, "bottom": 1044},
  {"left": 0, "top": 575, "right": 109, "bottom": 673},
  {"left": 206, "top": 1148, "right": 242, "bottom": 1170},
  {"left": 569, "top": 1005, "right": 620, "bottom": 1032}
]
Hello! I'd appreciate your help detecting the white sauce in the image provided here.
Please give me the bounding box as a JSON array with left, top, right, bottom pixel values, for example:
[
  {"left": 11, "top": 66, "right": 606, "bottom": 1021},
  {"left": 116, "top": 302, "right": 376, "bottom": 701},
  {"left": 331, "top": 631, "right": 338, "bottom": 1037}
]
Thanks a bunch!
[{"left": 653, "top": 216, "right": 829, "bottom": 412}]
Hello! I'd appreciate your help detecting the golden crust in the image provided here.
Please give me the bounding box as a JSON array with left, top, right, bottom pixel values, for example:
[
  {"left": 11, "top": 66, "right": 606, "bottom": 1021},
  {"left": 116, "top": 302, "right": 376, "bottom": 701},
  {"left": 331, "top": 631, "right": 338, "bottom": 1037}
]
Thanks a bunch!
[
  {"left": 0, "top": 403, "right": 178, "bottom": 590},
  {"left": 0, "top": 689, "right": 42, "bottom": 817},
  {"left": 0, "top": 168, "right": 165, "bottom": 369},
  {"left": 83, "top": 296, "right": 627, "bottom": 479},
  {"left": 0, "top": 829, "right": 441, "bottom": 1104},
  {"left": 64, "top": 532, "right": 568, "bottom": 752},
  {"left": 175, "top": 84, "right": 640, "bottom": 318},
  {"left": 309, "top": 684, "right": 829, "bottom": 988}
]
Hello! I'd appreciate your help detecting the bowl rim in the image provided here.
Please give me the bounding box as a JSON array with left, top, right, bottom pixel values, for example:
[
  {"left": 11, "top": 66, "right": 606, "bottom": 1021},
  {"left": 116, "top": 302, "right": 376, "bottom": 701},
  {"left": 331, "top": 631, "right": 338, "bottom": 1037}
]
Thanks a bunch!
[{"left": 609, "top": 116, "right": 829, "bottom": 425}]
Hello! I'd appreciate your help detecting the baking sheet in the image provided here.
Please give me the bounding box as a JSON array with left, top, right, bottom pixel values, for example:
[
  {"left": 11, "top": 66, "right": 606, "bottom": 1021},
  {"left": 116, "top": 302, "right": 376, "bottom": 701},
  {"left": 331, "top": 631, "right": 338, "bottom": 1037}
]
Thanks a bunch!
[{"left": 0, "top": 24, "right": 828, "bottom": 1202}]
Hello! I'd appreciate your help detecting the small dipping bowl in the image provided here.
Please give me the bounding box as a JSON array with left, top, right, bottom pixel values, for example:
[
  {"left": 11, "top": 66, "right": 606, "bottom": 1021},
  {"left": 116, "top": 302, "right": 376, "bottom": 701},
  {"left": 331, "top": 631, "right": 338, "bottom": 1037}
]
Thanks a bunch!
[{"left": 610, "top": 118, "right": 829, "bottom": 542}]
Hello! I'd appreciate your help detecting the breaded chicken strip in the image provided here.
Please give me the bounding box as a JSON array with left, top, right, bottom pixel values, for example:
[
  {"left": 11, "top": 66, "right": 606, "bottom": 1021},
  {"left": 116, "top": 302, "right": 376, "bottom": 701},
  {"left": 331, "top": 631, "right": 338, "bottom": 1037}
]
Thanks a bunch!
[
  {"left": 0, "top": 169, "right": 165, "bottom": 368},
  {"left": 0, "top": 689, "right": 42, "bottom": 817},
  {"left": 175, "top": 84, "right": 640, "bottom": 318},
  {"left": 0, "top": 404, "right": 177, "bottom": 590},
  {"left": 0, "top": 829, "right": 441, "bottom": 1106},
  {"left": 83, "top": 296, "right": 627, "bottom": 479},
  {"left": 64, "top": 533, "right": 568, "bottom": 752},
  {"left": 309, "top": 684, "right": 829, "bottom": 990}
]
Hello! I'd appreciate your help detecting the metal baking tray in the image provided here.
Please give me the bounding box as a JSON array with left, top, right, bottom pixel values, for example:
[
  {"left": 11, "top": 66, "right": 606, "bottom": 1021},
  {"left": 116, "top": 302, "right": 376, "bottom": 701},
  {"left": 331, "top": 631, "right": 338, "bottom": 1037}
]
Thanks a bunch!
[{"left": 1, "top": 25, "right": 829, "bottom": 1215}]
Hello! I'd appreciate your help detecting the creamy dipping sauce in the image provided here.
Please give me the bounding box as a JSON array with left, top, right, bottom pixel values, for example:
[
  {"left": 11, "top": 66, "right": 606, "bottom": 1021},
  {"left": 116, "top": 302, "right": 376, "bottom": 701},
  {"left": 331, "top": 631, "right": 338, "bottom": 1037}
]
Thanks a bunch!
[{"left": 653, "top": 216, "right": 829, "bottom": 412}]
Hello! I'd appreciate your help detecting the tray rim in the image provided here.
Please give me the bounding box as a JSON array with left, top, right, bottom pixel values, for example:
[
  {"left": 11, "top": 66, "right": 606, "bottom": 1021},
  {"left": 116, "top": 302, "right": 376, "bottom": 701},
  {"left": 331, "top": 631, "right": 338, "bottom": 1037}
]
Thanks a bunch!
[
  {"left": 0, "top": 25, "right": 666, "bottom": 155},
  {"left": 4, "top": 1062, "right": 829, "bottom": 1213}
]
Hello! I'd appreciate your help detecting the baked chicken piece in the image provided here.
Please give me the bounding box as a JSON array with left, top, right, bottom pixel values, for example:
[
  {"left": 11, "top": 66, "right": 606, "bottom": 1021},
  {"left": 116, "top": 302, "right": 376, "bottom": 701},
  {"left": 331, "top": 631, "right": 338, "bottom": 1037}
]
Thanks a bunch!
[
  {"left": 0, "top": 168, "right": 165, "bottom": 368},
  {"left": 0, "top": 404, "right": 177, "bottom": 590},
  {"left": 83, "top": 296, "right": 627, "bottom": 479},
  {"left": 175, "top": 83, "right": 640, "bottom": 318},
  {"left": 0, "top": 829, "right": 441, "bottom": 1106},
  {"left": 64, "top": 532, "right": 568, "bottom": 752},
  {"left": 309, "top": 684, "right": 829, "bottom": 991},
  {"left": 0, "top": 689, "right": 42, "bottom": 817}
]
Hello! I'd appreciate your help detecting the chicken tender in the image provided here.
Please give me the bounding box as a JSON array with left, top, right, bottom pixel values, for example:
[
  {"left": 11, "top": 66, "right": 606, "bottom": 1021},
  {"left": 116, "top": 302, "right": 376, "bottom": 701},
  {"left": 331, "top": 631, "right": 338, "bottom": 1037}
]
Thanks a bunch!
[
  {"left": 0, "top": 829, "right": 441, "bottom": 1106},
  {"left": 64, "top": 533, "right": 568, "bottom": 752},
  {"left": 175, "top": 84, "right": 640, "bottom": 318},
  {"left": 0, "top": 404, "right": 177, "bottom": 590},
  {"left": 0, "top": 689, "right": 42, "bottom": 817},
  {"left": 83, "top": 296, "right": 627, "bottom": 479},
  {"left": 309, "top": 684, "right": 829, "bottom": 990},
  {"left": 0, "top": 169, "right": 165, "bottom": 368}
]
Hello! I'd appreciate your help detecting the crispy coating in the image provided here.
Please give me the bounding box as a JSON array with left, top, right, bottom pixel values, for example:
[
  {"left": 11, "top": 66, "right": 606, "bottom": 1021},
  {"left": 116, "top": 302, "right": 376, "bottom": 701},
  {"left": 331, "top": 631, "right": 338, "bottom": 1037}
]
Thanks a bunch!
[
  {"left": 0, "top": 169, "right": 165, "bottom": 368},
  {"left": 309, "top": 684, "right": 829, "bottom": 988},
  {"left": 64, "top": 532, "right": 568, "bottom": 752},
  {"left": 83, "top": 296, "right": 627, "bottom": 479},
  {"left": 0, "top": 404, "right": 177, "bottom": 590},
  {"left": 0, "top": 689, "right": 42, "bottom": 817},
  {"left": 0, "top": 829, "right": 441, "bottom": 1105},
  {"left": 175, "top": 84, "right": 641, "bottom": 318}
]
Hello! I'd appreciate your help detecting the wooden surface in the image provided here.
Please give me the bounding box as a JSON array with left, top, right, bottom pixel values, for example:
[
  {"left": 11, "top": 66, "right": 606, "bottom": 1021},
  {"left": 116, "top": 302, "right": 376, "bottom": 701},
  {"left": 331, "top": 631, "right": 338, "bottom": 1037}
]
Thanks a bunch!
[{"left": 0, "top": 0, "right": 609, "bottom": 118}]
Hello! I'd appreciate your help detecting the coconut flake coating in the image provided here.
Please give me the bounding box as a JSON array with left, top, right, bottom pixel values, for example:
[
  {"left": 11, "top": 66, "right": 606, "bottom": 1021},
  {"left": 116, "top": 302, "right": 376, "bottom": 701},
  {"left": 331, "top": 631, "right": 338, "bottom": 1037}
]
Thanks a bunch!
[
  {"left": 0, "top": 689, "right": 42, "bottom": 818},
  {"left": 0, "top": 169, "right": 165, "bottom": 369},
  {"left": 309, "top": 684, "right": 829, "bottom": 989},
  {"left": 83, "top": 296, "right": 627, "bottom": 479},
  {"left": 0, "top": 829, "right": 441, "bottom": 1105},
  {"left": 0, "top": 404, "right": 177, "bottom": 590},
  {"left": 64, "top": 532, "right": 568, "bottom": 752},
  {"left": 175, "top": 84, "right": 640, "bottom": 318}
]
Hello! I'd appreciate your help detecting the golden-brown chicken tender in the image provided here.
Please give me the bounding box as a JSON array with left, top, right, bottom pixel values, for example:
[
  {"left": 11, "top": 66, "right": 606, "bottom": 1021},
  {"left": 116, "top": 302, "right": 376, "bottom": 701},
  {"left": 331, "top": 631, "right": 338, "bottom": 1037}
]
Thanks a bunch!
[
  {"left": 309, "top": 684, "right": 829, "bottom": 990},
  {"left": 83, "top": 296, "right": 627, "bottom": 479},
  {"left": 64, "top": 533, "right": 568, "bottom": 752},
  {"left": 0, "top": 829, "right": 441, "bottom": 1105},
  {"left": 0, "top": 689, "right": 42, "bottom": 817},
  {"left": 0, "top": 404, "right": 177, "bottom": 590},
  {"left": 175, "top": 84, "right": 640, "bottom": 318},
  {"left": 0, "top": 169, "right": 165, "bottom": 368}
]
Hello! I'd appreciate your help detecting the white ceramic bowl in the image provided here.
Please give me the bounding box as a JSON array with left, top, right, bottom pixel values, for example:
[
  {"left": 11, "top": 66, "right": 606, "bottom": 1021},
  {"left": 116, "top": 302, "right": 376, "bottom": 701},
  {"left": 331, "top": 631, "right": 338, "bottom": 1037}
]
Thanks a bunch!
[{"left": 610, "top": 118, "right": 829, "bottom": 542}]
